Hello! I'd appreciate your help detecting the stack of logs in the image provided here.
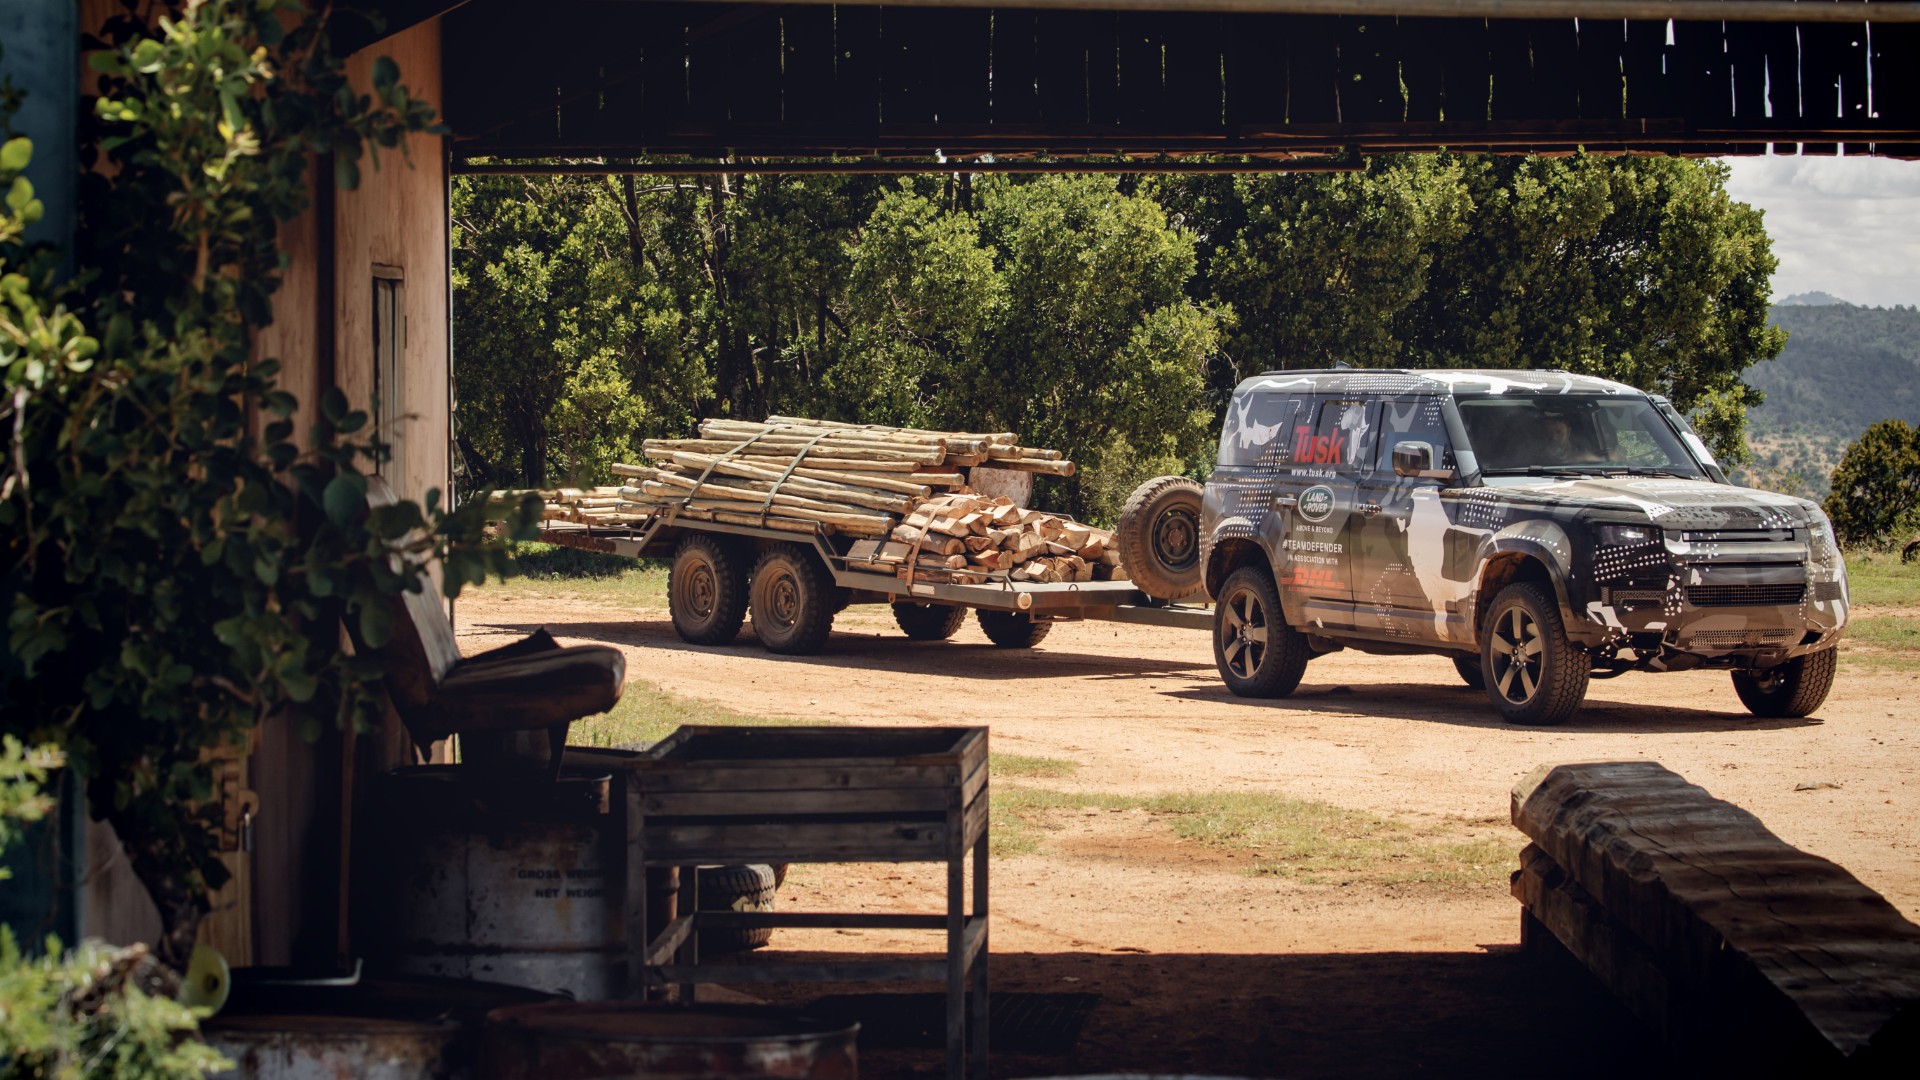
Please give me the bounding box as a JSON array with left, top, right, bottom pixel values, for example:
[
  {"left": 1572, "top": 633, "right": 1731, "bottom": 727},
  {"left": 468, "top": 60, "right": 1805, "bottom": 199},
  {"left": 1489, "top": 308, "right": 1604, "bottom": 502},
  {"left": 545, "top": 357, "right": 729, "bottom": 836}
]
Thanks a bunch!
[
  {"left": 849, "top": 492, "right": 1125, "bottom": 584},
  {"left": 602, "top": 417, "right": 1116, "bottom": 585},
  {"left": 535, "top": 487, "right": 645, "bottom": 524}
]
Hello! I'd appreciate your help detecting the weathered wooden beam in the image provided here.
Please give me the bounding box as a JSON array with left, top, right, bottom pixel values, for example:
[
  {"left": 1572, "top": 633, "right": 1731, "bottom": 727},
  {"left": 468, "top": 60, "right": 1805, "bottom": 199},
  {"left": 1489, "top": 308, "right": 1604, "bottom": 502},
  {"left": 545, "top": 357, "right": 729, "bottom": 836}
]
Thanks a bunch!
[{"left": 1512, "top": 761, "right": 1920, "bottom": 1067}]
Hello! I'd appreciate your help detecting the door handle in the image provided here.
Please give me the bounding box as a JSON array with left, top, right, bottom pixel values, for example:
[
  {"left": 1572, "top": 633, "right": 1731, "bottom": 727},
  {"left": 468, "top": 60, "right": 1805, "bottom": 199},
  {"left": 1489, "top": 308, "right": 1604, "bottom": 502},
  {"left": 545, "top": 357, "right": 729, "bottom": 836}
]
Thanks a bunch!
[
  {"left": 1361, "top": 502, "right": 1382, "bottom": 516},
  {"left": 1276, "top": 495, "right": 1298, "bottom": 508}
]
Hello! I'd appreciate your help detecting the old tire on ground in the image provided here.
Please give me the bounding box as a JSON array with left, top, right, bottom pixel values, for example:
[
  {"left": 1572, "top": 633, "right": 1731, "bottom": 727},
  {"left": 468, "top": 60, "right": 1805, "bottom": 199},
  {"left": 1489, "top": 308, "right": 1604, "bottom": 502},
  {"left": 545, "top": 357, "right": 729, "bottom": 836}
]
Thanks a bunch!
[
  {"left": 696, "top": 864, "right": 776, "bottom": 954},
  {"left": 749, "top": 544, "right": 835, "bottom": 655},
  {"left": 976, "top": 610, "right": 1052, "bottom": 648},
  {"left": 1452, "top": 655, "right": 1485, "bottom": 689},
  {"left": 1118, "top": 476, "right": 1205, "bottom": 601},
  {"left": 1480, "top": 582, "right": 1589, "bottom": 725},
  {"left": 669, "top": 533, "right": 750, "bottom": 646},
  {"left": 892, "top": 602, "right": 968, "bottom": 641},
  {"left": 1732, "top": 648, "right": 1838, "bottom": 718},
  {"left": 1213, "top": 566, "right": 1311, "bottom": 698}
]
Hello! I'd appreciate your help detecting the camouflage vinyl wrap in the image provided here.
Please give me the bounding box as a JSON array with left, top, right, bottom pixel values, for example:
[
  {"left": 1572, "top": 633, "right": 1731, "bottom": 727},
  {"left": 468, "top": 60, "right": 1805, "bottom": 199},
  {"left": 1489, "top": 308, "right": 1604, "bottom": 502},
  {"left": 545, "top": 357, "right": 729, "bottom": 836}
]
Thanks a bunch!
[{"left": 1202, "top": 369, "right": 1848, "bottom": 672}]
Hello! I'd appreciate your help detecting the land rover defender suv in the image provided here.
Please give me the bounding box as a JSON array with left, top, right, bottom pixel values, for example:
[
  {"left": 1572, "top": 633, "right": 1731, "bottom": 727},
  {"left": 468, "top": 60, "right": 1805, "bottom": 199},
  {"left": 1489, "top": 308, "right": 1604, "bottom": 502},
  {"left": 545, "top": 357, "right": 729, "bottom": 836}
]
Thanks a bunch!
[{"left": 1194, "top": 369, "right": 1848, "bottom": 725}]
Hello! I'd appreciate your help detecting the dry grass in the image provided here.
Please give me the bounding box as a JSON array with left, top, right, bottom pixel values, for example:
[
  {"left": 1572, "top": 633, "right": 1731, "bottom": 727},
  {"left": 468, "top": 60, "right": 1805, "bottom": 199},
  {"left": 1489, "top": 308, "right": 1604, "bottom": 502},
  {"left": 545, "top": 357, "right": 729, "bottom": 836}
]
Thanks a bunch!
[{"left": 989, "top": 787, "right": 1514, "bottom": 888}]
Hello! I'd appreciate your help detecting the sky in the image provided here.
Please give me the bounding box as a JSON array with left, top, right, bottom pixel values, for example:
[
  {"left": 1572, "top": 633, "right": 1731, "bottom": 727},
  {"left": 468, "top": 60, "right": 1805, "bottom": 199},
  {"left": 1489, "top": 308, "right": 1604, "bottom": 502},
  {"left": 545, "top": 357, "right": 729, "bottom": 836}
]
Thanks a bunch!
[{"left": 1723, "top": 154, "right": 1920, "bottom": 309}]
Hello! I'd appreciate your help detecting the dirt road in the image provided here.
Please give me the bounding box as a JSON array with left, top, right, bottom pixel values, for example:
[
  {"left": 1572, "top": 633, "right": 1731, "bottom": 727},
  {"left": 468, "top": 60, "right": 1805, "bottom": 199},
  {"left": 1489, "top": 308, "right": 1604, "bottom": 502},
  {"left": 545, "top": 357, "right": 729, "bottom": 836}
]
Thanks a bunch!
[{"left": 459, "top": 586, "right": 1920, "bottom": 1077}]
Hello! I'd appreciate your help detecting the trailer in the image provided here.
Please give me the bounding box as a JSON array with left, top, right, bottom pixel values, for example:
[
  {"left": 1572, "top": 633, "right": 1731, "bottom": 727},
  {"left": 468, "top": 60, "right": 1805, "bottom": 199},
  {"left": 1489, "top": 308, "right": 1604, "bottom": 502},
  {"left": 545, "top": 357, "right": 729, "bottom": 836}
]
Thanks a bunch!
[{"left": 535, "top": 515, "right": 1211, "bottom": 654}]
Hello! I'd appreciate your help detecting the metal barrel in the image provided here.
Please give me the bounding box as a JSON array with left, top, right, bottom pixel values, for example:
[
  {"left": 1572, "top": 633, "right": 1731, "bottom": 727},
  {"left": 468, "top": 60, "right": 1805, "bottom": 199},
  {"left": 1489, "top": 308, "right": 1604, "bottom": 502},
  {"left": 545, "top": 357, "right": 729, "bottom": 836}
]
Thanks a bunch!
[
  {"left": 373, "top": 766, "right": 625, "bottom": 1000},
  {"left": 480, "top": 1003, "right": 859, "bottom": 1080},
  {"left": 204, "top": 974, "right": 554, "bottom": 1080}
]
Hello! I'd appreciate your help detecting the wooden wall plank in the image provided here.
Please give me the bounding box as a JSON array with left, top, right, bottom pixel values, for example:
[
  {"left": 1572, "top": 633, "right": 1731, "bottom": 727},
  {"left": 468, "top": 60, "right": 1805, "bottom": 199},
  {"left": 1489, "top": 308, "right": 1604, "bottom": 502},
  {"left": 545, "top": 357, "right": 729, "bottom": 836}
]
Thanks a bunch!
[
  {"left": 832, "top": 5, "right": 883, "bottom": 130},
  {"left": 1576, "top": 16, "right": 1627, "bottom": 119},
  {"left": 1286, "top": 14, "right": 1341, "bottom": 124},
  {"left": 1036, "top": 11, "right": 1095, "bottom": 128},
  {"left": 1340, "top": 14, "right": 1403, "bottom": 124},
  {"left": 1871, "top": 23, "right": 1920, "bottom": 129},
  {"left": 724, "top": 13, "right": 786, "bottom": 127},
  {"left": 1435, "top": 17, "right": 1491, "bottom": 123},
  {"left": 1529, "top": 18, "right": 1580, "bottom": 120},
  {"left": 1226, "top": 15, "right": 1292, "bottom": 127},
  {"left": 1081, "top": 12, "right": 1123, "bottom": 128},
  {"left": 1486, "top": 19, "right": 1537, "bottom": 120},
  {"left": 1621, "top": 18, "right": 1676, "bottom": 118},
  {"left": 1397, "top": 17, "right": 1445, "bottom": 123},
  {"left": 781, "top": 8, "right": 836, "bottom": 126},
  {"left": 1163, "top": 13, "right": 1227, "bottom": 132},
  {"left": 1114, "top": 12, "right": 1165, "bottom": 129},
  {"left": 927, "top": 10, "right": 995, "bottom": 128},
  {"left": 1673, "top": 17, "right": 1730, "bottom": 124},
  {"left": 990, "top": 10, "right": 1043, "bottom": 126}
]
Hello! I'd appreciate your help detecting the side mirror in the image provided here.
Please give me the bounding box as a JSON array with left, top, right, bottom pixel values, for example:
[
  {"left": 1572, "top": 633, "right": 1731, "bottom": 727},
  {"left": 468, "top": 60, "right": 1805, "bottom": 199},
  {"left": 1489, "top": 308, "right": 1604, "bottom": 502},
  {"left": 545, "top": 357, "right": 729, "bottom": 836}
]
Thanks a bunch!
[{"left": 1392, "top": 440, "right": 1454, "bottom": 481}]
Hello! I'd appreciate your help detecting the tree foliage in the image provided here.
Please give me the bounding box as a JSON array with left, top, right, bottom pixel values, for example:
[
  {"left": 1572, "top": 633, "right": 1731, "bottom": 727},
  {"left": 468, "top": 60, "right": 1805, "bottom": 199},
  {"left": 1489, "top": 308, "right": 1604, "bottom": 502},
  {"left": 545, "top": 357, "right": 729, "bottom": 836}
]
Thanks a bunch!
[
  {"left": 1824, "top": 419, "right": 1920, "bottom": 549},
  {"left": 458, "top": 153, "right": 1785, "bottom": 501},
  {"left": 1, "top": 0, "right": 533, "bottom": 968}
]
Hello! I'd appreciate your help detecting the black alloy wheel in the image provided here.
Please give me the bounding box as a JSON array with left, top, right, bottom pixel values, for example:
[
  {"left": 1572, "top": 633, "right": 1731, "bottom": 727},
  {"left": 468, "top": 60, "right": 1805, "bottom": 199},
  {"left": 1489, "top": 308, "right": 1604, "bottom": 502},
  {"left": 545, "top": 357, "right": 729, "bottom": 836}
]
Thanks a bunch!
[
  {"left": 1213, "top": 566, "right": 1310, "bottom": 698},
  {"left": 1480, "top": 582, "right": 1588, "bottom": 725}
]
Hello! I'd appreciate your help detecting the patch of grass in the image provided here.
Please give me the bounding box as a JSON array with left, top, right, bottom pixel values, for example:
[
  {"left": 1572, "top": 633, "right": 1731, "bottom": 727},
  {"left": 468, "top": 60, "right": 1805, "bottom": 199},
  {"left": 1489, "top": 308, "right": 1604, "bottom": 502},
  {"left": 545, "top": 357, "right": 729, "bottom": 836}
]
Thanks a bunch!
[
  {"left": 475, "top": 541, "right": 669, "bottom": 605},
  {"left": 990, "top": 753, "right": 1080, "bottom": 780},
  {"left": 1844, "top": 552, "right": 1920, "bottom": 609},
  {"left": 1840, "top": 615, "right": 1920, "bottom": 672},
  {"left": 989, "top": 787, "right": 1514, "bottom": 888},
  {"left": 989, "top": 788, "right": 1127, "bottom": 857},
  {"left": 569, "top": 680, "right": 804, "bottom": 750}
]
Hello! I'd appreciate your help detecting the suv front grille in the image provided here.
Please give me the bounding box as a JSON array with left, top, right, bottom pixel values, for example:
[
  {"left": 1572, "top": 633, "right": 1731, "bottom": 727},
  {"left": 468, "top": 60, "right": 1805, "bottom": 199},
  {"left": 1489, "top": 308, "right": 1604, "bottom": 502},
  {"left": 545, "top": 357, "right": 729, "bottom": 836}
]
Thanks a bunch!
[
  {"left": 1689, "top": 628, "right": 1799, "bottom": 647},
  {"left": 1681, "top": 529, "right": 1796, "bottom": 544},
  {"left": 1686, "top": 583, "right": 1805, "bottom": 607}
]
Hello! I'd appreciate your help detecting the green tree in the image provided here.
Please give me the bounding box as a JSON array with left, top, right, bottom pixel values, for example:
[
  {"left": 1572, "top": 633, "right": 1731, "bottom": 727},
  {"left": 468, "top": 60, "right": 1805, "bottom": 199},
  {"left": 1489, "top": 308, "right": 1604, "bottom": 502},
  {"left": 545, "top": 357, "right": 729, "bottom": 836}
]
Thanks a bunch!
[
  {"left": 453, "top": 174, "right": 705, "bottom": 488},
  {"left": 2, "top": 1, "right": 529, "bottom": 969},
  {"left": 1151, "top": 154, "right": 1783, "bottom": 462},
  {"left": 1824, "top": 419, "right": 1920, "bottom": 548}
]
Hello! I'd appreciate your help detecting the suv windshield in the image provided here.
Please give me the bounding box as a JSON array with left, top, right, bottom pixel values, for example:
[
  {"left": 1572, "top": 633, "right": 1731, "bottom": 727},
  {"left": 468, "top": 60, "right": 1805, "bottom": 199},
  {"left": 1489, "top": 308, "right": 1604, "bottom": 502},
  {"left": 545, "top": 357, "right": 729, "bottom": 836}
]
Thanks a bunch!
[{"left": 1455, "top": 394, "right": 1707, "bottom": 478}]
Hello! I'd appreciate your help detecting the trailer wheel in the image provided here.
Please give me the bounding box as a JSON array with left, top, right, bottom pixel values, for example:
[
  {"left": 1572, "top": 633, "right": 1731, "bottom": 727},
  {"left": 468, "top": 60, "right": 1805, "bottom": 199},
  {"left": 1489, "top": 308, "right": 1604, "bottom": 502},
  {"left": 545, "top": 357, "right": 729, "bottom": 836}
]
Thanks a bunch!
[
  {"left": 669, "top": 533, "right": 749, "bottom": 646},
  {"left": 749, "top": 543, "right": 835, "bottom": 654},
  {"left": 1118, "top": 475, "right": 1205, "bottom": 601},
  {"left": 976, "top": 610, "right": 1052, "bottom": 649},
  {"left": 893, "top": 602, "right": 968, "bottom": 640}
]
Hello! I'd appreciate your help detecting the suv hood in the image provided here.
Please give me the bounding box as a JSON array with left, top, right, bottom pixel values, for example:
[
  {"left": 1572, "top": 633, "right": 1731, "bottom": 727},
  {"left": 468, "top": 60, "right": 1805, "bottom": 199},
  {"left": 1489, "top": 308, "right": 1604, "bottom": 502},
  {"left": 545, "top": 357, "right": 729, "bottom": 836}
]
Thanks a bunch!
[{"left": 1478, "top": 476, "right": 1821, "bottom": 529}]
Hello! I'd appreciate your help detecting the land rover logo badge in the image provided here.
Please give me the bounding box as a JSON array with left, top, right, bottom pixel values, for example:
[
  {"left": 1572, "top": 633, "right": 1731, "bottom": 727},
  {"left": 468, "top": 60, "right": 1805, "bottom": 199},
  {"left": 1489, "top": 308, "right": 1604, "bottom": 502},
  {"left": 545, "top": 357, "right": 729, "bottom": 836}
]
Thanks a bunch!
[{"left": 1298, "top": 485, "right": 1335, "bottom": 522}]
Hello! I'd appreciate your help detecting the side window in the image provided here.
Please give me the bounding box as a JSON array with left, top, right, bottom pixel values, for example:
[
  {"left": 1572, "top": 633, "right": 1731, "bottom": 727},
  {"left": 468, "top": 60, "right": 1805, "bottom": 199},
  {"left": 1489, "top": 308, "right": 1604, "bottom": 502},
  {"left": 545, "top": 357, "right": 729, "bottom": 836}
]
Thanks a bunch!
[
  {"left": 1374, "top": 396, "right": 1455, "bottom": 476},
  {"left": 1292, "top": 398, "right": 1372, "bottom": 471},
  {"left": 1218, "top": 393, "right": 1301, "bottom": 468}
]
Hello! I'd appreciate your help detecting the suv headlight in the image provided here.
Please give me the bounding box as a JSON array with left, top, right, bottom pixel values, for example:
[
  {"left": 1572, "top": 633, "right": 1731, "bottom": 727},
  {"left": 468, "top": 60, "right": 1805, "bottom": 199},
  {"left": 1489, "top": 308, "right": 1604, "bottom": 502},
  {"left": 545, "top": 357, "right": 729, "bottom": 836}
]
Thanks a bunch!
[
  {"left": 1596, "top": 524, "right": 1660, "bottom": 547},
  {"left": 1807, "top": 509, "right": 1840, "bottom": 558}
]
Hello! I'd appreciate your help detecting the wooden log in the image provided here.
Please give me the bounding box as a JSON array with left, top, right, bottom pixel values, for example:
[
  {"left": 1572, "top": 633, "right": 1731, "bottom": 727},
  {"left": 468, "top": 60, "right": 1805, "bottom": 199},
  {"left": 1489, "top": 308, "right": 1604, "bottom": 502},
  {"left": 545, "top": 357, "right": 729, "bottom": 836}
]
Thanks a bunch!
[
  {"left": 632, "top": 467, "right": 916, "bottom": 514},
  {"left": 646, "top": 506, "right": 822, "bottom": 537},
  {"left": 702, "top": 418, "right": 994, "bottom": 458},
  {"left": 993, "top": 458, "right": 1076, "bottom": 477},
  {"left": 763, "top": 415, "right": 1016, "bottom": 444},
  {"left": 1512, "top": 761, "right": 1920, "bottom": 1065},
  {"left": 619, "top": 495, "right": 891, "bottom": 537},
  {"left": 622, "top": 454, "right": 930, "bottom": 498},
  {"left": 1512, "top": 843, "right": 1676, "bottom": 1041},
  {"left": 631, "top": 480, "right": 894, "bottom": 520},
  {"left": 846, "top": 540, "right": 914, "bottom": 565},
  {"left": 890, "top": 526, "right": 966, "bottom": 556},
  {"left": 643, "top": 438, "right": 943, "bottom": 465}
]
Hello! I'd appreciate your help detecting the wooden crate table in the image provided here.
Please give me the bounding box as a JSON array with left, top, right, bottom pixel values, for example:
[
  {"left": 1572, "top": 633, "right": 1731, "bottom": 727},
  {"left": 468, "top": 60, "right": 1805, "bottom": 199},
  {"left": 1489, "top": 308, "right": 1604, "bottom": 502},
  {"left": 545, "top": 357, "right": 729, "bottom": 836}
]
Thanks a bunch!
[{"left": 622, "top": 725, "right": 989, "bottom": 1080}]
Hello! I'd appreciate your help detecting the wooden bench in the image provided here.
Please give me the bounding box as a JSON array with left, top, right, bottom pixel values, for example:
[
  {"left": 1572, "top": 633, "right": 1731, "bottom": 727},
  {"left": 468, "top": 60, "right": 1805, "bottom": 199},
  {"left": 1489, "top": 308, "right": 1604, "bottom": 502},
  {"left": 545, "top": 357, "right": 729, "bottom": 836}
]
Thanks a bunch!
[{"left": 1511, "top": 761, "right": 1920, "bottom": 1072}]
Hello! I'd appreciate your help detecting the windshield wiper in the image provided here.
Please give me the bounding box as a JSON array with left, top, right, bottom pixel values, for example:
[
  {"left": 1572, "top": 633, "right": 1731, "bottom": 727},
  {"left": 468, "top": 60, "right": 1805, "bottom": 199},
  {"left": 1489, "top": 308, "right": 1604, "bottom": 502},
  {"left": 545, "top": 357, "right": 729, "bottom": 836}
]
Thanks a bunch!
[{"left": 1483, "top": 465, "right": 1621, "bottom": 477}]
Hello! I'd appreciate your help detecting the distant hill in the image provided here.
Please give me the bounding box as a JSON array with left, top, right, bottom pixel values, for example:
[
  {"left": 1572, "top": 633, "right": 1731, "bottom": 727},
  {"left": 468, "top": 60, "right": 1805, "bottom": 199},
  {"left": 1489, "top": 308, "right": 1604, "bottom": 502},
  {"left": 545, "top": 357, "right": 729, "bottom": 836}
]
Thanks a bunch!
[
  {"left": 1735, "top": 303, "right": 1920, "bottom": 496},
  {"left": 1775, "top": 291, "right": 1851, "bottom": 307}
]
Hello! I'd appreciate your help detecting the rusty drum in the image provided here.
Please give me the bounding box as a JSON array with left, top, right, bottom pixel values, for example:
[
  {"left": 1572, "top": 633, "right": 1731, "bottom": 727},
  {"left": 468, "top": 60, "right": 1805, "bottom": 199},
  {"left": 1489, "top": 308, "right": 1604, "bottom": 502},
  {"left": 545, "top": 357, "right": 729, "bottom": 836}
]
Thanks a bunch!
[
  {"left": 480, "top": 1003, "right": 859, "bottom": 1080},
  {"left": 204, "top": 974, "right": 552, "bottom": 1080},
  {"left": 375, "top": 766, "right": 624, "bottom": 1000}
]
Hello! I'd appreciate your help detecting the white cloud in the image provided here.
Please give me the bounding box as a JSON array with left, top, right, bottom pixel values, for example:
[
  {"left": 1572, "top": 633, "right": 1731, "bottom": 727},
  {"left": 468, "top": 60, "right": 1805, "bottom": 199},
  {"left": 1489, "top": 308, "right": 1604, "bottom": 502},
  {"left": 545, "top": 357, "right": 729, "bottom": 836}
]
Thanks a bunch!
[{"left": 1723, "top": 155, "right": 1920, "bottom": 309}]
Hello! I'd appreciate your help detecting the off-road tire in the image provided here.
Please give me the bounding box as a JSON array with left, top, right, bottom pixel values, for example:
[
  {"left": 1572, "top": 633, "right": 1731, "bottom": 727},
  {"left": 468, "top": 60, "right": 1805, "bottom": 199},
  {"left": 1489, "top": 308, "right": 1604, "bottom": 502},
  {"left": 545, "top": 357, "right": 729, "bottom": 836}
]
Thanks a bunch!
[
  {"left": 892, "top": 602, "right": 968, "bottom": 641},
  {"left": 748, "top": 544, "right": 835, "bottom": 655},
  {"left": 1118, "top": 476, "right": 1205, "bottom": 601},
  {"left": 695, "top": 864, "right": 776, "bottom": 954},
  {"left": 1452, "top": 655, "right": 1485, "bottom": 690},
  {"left": 669, "top": 533, "right": 750, "bottom": 646},
  {"left": 976, "top": 610, "right": 1052, "bottom": 648},
  {"left": 1213, "top": 566, "right": 1311, "bottom": 698},
  {"left": 1732, "top": 648, "right": 1837, "bottom": 718},
  {"left": 1481, "top": 582, "right": 1589, "bottom": 725}
]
